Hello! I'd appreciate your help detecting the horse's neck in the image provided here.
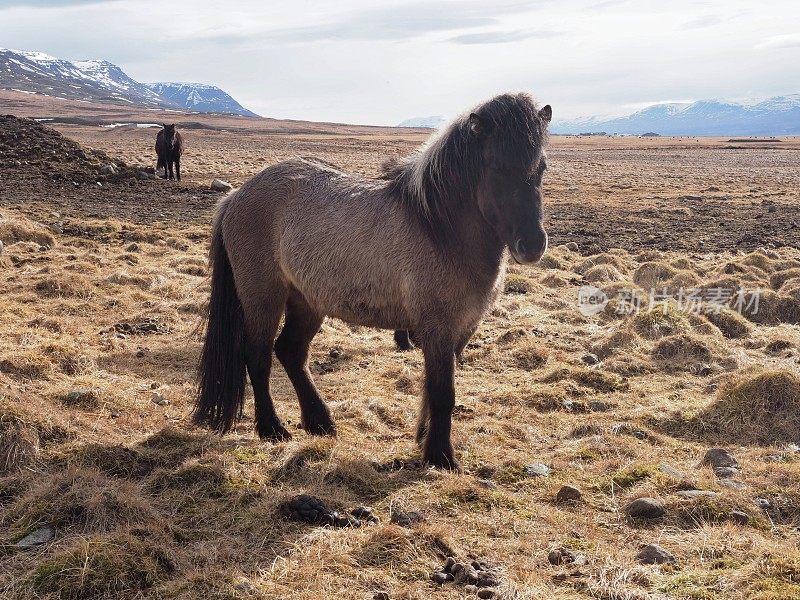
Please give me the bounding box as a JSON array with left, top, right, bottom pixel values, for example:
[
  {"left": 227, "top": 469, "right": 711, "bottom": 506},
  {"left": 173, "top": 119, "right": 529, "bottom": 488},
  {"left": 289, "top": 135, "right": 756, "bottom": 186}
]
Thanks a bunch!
[{"left": 448, "top": 205, "right": 506, "bottom": 281}]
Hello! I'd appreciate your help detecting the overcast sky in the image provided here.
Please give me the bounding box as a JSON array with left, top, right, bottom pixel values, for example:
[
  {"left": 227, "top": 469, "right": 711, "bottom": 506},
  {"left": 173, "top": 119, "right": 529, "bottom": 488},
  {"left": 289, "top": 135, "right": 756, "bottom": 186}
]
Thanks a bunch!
[{"left": 1, "top": 0, "right": 798, "bottom": 124}]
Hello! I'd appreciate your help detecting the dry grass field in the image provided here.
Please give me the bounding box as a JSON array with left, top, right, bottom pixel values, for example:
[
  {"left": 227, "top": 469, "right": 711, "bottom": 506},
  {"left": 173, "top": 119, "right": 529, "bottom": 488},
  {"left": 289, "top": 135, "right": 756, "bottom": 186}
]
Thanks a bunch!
[{"left": 1, "top": 92, "right": 799, "bottom": 599}]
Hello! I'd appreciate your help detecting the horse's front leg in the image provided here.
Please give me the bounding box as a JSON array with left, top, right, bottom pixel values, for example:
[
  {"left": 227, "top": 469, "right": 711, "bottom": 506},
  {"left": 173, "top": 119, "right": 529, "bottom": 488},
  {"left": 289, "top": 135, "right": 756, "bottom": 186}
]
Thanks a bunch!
[
  {"left": 175, "top": 156, "right": 181, "bottom": 182},
  {"left": 419, "top": 339, "right": 459, "bottom": 470}
]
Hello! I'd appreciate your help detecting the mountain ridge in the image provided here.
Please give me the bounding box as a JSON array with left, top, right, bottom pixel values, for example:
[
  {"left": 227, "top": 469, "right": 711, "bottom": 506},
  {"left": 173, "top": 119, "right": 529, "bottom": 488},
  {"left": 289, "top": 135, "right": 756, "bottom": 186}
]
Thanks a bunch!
[
  {"left": 552, "top": 95, "right": 800, "bottom": 136},
  {"left": 0, "top": 48, "right": 258, "bottom": 117}
]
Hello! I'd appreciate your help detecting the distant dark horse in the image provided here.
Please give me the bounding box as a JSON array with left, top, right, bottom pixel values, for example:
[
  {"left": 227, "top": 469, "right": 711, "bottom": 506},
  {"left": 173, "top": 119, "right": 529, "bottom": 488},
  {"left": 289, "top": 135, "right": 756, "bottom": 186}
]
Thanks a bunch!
[
  {"left": 156, "top": 124, "right": 183, "bottom": 181},
  {"left": 194, "top": 93, "right": 551, "bottom": 470}
]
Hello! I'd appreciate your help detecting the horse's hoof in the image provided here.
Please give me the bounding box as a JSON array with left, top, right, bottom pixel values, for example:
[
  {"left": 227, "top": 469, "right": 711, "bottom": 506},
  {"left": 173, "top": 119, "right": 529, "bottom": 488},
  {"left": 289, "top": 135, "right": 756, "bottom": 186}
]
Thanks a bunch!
[
  {"left": 423, "top": 448, "right": 461, "bottom": 471},
  {"left": 304, "top": 420, "right": 337, "bottom": 437},
  {"left": 258, "top": 422, "right": 292, "bottom": 442}
]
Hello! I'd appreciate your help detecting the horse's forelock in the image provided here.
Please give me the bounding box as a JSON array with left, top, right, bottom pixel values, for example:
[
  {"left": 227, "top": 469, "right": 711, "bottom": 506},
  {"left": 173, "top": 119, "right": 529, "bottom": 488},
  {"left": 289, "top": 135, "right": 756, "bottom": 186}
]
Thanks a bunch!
[{"left": 384, "top": 92, "right": 546, "bottom": 242}]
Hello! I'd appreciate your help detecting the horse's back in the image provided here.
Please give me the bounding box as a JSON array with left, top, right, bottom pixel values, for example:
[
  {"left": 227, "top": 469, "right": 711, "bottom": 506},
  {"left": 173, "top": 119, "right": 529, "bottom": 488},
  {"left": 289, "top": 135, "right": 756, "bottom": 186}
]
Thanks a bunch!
[{"left": 220, "top": 157, "right": 423, "bottom": 328}]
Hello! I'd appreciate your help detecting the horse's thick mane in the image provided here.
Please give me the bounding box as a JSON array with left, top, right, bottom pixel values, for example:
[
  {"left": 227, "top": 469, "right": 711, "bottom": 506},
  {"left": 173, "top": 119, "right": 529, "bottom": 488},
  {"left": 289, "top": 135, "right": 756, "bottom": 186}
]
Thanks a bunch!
[{"left": 382, "top": 92, "right": 547, "bottom": 243}]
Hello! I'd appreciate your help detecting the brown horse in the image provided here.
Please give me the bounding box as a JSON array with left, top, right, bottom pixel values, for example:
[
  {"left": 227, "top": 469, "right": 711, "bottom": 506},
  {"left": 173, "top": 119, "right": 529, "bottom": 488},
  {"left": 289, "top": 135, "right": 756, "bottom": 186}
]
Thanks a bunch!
[
  {"left": 194, "top": 92, "right": 551, "bottom": 469},
  {"left": 155, "top": 124, "right": 183, "bottom": 181}
]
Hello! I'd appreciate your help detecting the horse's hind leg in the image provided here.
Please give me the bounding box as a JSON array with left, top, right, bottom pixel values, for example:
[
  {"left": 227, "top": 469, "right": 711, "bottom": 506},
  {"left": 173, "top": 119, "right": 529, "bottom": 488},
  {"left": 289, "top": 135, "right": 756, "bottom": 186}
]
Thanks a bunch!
[
  {"left": 275, "top": 291, "right": 335, "bottom": 436},
  {"left": 243, "top": 295, "right": 291, "bottom": 440}
]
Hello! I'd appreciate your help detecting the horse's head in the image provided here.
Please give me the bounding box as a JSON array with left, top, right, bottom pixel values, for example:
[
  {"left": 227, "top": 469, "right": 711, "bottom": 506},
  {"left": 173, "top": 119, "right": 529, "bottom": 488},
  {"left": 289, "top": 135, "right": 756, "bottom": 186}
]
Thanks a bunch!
[
  {"left": 471, "top": 94, "right": 551, "bottom": 264},
  {"left": 162, "top": 124, "right": 177, "bottom": 148}
]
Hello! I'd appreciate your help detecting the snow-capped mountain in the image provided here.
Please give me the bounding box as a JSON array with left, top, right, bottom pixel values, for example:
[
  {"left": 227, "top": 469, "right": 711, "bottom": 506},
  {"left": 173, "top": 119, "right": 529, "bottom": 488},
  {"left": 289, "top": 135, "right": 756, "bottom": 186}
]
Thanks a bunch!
[
  {"left": 0, "top": 48, "right": 258, "bottom": 116},
  {"left": 145, "top": 82, "right": 257, "bottom": 117},
  {"left": 552, "top": 95, "right": 800, "bottom": 136},
  {"left": 397, "top": 116, "right": 446, "bottom": 129}
]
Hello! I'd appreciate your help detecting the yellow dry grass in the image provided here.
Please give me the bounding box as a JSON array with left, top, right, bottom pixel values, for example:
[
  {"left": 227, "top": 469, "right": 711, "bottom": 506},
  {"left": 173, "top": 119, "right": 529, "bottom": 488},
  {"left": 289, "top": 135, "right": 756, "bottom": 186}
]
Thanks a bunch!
[{"left": 1, "top": 136, "right": 799, "bottom": 600}]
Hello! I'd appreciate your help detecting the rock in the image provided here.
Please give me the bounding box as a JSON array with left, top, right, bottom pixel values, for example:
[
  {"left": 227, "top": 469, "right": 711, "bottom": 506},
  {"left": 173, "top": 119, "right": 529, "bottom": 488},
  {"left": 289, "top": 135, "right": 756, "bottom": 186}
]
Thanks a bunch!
[
  {"left": 637, "top": 543, "right": 676, "bottom": 565},
  {"left": 136, "top": 170, "right": 150, "bottom": 180},
  {"left": 713, "top": 466, "right": 739, "bottom": 478},
  {"left": 48, "top": 223, "right": 63, "bottom": 234},
  {"left": 548, "top": 547, "right": 577, "bottom": 565},
  {"left": 624, "top": 497, "right": 665, "bottom": 519},
  {"left": 126, "top": 242, "right": 140, "bottom": 252},
  {"left": 659, "top": 463, "right": 685, "bottom": 479},
  {"left": 676, "top": 489, "right": 719, "bottom": 498},
  {"left": 754, "top": 497, "right": 771, "bottom": 510},
  {"left": 373, "top": 593, "right": 390, "bottom": 600},
  {"left": 581, "top": 353, "right": 600, "bottom": 365},
  {"left": 100, "top": 163, "right": 118, "bottom": 175},
  {"left": 280, "top": 494, "right": 359, "bottom": 527},
  {"left": 718, "top": 479, "right": 747, "bottom": 491},
  {"left": 431, "top": 571, "right": 453, "bottom": 584},
  {"left": 589, "top": 400, "right": 613, "bottom": 412},
  {"left": 211, "top": 178, "right": 234, "bottom": 192},
  {"left": 63, "top": 388, "right": 99, "bottom": 407},
  {"left": 150, "top": 392, "right": 169, "bottom": 406},
  {"left": 443, "top": 556, "right": 456, "bottom": 572},
  {"left": 730, "top": 510, "right": 750, "bottom": 525},
  {"left": 465, "top": 585, "right": 478, "bottom": 594},
  {"left": 351, "top": 506, "right": 379, "bottom": 523},
  {"left": 702, "top": 448, "right": 738, "bottom": 469},
  {"left": 477, "top": 575, "right": 499, "bottom": 587},
  {"left": 110, "top": 409, "right": 121, "bottom": 418},
  {"left": 454, "top": 565, "right": 479, "bottom": 585},
  {"left": 390, "top": 510, "right": 425, "bottom": 527},
  {"left": 476, "top": 478, "right": 497, "bottom": 489},
  {"left": 523, "top": 463, "right": 551, "bottom": 477},
  {"left": 565, "top": 241, "right": 579, "bottom": 252},
  {"left": 556, "top": 484, "right": 582, "bottom": 503},
  {"left": 15, "top": 526, "right": 54, "bottom": 548},
  {"left": 477, "top": 590, "right": 497, "bottom": 599}
]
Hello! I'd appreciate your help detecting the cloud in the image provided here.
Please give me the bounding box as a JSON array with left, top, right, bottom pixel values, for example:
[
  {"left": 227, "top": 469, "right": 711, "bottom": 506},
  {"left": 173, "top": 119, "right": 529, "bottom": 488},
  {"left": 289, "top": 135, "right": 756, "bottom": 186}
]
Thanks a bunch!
[
  {"left": 448, "top": 29, "right": 562, "bottom": 45},
  {"left": 201, "top": 0, "right": 542, "bottom": 44},
  {"left": 683, "top": 14, "right": 723, "bottom": 29},
  {"left": 756, "top": 33, "right": 800, "bottom": 49},
  {"left": 0, "top": 0, "right": 111, "bottom": 6}
]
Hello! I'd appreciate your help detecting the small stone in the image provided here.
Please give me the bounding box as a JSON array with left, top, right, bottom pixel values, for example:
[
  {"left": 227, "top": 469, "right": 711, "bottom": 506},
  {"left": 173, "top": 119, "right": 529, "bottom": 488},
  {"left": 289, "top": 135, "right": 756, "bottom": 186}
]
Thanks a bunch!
[
  {"left": 565, "top": 241, "right": 579, "bottom": 252},
  {"left": 373, "top": 593, "right": 390, "bottom": 600},
  {"left": 465, "top": 585, "right": 478, "bottom": 594},
  {"left": 637, "top": 543, "right": 676, "bottom": 565},
  {"left": 730, "top": 510, "right": 750, "bottom": 525},
  {"left": 110, "top": 409, "right": 121, "bottom": 418},
  {"left": 453, "top": 564, "right": 476, "bottom": 584},
  {"left": 523, "top": 463, "right": 551, "bottom": 477},
  {"left": 702, "top": 448, "right": 738, "bottom": 469},
  {"left": 150, "top": 392, "right": 169, "bottom": 406},
  {"left": 676, "top": 489, "right": 719, "bottom": 498},
  {"left": 0, "top": 240, "right": 4, "bottom": 255},
  {"left": 390, "top": 510, "right": 425, "bottom": 527},
  {"left": 477, "top": 589, "right": 497, "bottom": 599},
  {"left": 476, "top": 478, "right": 497, "bottom": 489},
  {"left": 548, "top": 547, "right": 577, "bottom": 565},
  {"left": 100, "top": 163, "right": 118, "bottom": 175},
  {"left": 15, "top": 526, "right": 54, "bottom": 548},
  {"left": 633, "top": 430, "right": 648, "bottom": 440},
  {"left": 431, "top": 571, "right": 453, "bottom": 585},
  {"left": 718, "top": 479, "right": 747, "bottom": 491},
  {"left": 624, "top": 497, "right": 665, "bottom": 519},
  {"left": 233, "top": 578, "right": 255, "bottom": 594},
  {"left": 659, "top": 463, "right": 684, "bottom": 479},
  {"left": 211, "top": 178, "right": 234, "bottom": 192},
  {"left": 150, "top": 382, "right": 160, "bottom": 389},
  {"left": 556, "top": 484, "right": 582, "bottom": 503},
  {"left": 351, "top": 506, "right": 379, "bottom": 523},
  {"left": 329, "top": 348, "right": 342, "bottom": 358},
  {"left": 754, "top": 497, "right": 771, "bottom": 510},
  {"left": 581, "top": 353, "right": 600, "bottom": 365},
  {"left": 135, "top": 349, "right": 146, "bottom": 358},
  {"left": 451, "top": 562, "right": 465, "bottom": 575},
  {"left": 714, "top": 466, "right": 739, "bottom": 478},
  {"left": 443, "top": 556, "right": 456, "bottom": 572},
  {"left": 63, "top": 388, "right": 99, "bottom": 408},
  {"left": 589, "top": 400, "right": 612, "bottom": 412},
  {"left": 48, "top": 223, "right": 63, "bottom": 234}
]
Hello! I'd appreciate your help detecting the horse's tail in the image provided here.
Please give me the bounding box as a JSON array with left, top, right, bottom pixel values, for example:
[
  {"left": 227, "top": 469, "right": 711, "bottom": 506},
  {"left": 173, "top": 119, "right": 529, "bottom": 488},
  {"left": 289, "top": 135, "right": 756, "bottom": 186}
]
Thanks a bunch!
[{"left": 193, "top": 200, "right": 246, "bottom": 433}]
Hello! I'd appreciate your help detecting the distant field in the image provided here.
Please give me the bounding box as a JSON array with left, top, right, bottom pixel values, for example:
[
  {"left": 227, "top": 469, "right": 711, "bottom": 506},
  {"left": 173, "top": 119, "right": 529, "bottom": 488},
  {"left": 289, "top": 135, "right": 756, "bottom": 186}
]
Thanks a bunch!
[{"left": 1, "top": 95, "right": 799, "bottom": 600}]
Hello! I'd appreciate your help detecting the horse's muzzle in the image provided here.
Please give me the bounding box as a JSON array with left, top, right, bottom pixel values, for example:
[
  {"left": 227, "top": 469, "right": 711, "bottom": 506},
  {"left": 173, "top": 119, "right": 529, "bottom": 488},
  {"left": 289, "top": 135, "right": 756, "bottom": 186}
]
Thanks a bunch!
[{"left": 510, "top": 231, "right": 548, "bottom": 264}]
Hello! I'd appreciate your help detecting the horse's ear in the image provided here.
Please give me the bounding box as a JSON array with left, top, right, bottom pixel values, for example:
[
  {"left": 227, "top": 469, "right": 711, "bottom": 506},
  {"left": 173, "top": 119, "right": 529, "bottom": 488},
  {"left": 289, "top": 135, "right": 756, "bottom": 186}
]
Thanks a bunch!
[
  {"left": 468, "top": 113, "right": 484, "bottom": 137},
  {"left": 538, "top": 105, "right": 552, "bottom": 124}
]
